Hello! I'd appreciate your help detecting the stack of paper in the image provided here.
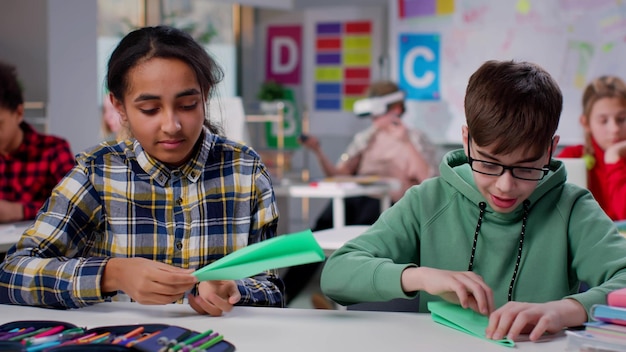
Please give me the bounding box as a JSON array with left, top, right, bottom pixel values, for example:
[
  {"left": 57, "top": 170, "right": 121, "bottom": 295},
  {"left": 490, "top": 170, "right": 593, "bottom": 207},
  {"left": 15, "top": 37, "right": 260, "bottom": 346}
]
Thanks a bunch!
[{"left": 428, "top": 301, "right": 515, "bottom": 347}]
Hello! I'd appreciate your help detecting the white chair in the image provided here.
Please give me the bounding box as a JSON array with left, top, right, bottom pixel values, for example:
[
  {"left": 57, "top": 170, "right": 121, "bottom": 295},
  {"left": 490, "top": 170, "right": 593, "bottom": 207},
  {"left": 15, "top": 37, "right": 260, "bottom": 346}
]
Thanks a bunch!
[
  {"left": 556, "top": 158, "right": 588, "bottom": 188},
  {"left": 208, "top": 96, "right": 250, "bottom": 145}
]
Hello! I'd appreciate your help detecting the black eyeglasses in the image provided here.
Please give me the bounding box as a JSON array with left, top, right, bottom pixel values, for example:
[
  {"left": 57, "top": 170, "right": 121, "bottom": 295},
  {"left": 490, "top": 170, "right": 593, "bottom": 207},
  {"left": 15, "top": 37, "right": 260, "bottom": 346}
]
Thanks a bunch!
[{"left": 467, "top": 138, "right": 550, "bottom": 181}]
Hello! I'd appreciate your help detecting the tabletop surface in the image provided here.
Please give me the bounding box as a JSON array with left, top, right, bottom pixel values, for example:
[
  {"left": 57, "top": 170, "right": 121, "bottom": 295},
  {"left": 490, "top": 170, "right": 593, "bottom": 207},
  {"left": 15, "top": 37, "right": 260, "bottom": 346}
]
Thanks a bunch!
[
  {"left": 0, "top": 221, "right": 32, "bottom": 252},
  {"left": 274, "top": 182, "right": 391, "bottom": 198},
  {"left": 0, "top": 302, "right": 568, "bottom": 351}
]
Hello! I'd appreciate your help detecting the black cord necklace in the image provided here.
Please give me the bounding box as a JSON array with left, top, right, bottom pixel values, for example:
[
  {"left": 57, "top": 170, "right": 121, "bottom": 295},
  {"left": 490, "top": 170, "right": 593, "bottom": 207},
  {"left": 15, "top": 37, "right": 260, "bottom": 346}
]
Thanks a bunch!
[{"left": 467, "top": 200, "right": 530, "bottom": 302}]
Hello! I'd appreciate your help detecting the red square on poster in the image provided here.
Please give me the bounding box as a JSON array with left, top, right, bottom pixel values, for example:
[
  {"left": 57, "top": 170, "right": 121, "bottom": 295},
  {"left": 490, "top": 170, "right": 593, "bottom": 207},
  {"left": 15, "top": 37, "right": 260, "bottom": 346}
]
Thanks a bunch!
[{"left": 266, "top": 25, "right": 302, "bottom": 84}]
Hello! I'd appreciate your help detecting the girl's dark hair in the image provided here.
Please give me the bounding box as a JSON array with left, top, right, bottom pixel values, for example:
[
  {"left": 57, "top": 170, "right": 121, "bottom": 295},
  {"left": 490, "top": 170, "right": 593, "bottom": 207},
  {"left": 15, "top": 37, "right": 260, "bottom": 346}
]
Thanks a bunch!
[
  {"left": 464, "top": 60, "right": 562, "bottom": 158},
  {"left": 0, "top": 61, "right": 24, "bottom": 112},
  {"left": 106, "top": 26, "right": 223, "bottom": 134}
]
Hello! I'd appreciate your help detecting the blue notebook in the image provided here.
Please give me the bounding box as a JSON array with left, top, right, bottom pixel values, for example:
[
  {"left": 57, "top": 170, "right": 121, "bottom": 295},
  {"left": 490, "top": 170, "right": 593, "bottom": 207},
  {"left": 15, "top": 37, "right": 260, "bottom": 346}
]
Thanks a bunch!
[{"left": 591, "top": 304, "right": 626, "bottom": 326}]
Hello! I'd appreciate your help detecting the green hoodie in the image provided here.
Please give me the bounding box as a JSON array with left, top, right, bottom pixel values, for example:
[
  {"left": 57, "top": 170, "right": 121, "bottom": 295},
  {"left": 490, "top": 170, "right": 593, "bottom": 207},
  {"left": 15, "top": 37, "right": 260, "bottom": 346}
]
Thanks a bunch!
[{"left": 321, "top": 149, "right": 626, "bottom": 315}]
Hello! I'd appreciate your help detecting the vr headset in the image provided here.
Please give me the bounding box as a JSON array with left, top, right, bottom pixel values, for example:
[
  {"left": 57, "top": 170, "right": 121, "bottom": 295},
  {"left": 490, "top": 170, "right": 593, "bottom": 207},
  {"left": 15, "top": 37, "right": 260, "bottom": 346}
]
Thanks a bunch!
[{"left": 352, "top": 90, "right": 406, "bottom": 118}]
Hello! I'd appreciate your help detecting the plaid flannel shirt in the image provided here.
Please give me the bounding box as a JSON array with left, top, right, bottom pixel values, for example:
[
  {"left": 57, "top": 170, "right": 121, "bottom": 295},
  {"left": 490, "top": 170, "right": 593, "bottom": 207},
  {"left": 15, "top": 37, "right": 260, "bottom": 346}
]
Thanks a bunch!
[
  {"left": 0, "top": 122, "right": 75, "bottom": 219},
  {"left": 0, "top": 129, "right": 281, "bottom": 309}
]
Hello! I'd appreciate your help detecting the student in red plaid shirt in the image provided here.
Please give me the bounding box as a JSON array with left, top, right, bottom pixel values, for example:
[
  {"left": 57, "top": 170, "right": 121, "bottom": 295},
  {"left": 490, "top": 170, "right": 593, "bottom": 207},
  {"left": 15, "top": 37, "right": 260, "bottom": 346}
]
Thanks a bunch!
[{"left": 0, "top": 61, "right": 74, "bottom": 223}]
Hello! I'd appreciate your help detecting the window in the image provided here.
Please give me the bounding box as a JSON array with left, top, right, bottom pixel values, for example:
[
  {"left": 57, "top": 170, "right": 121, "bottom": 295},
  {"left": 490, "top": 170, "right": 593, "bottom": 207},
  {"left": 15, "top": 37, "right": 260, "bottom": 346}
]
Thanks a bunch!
[{"left": 97, "top": 0, "right": 237, "bottom": 105}]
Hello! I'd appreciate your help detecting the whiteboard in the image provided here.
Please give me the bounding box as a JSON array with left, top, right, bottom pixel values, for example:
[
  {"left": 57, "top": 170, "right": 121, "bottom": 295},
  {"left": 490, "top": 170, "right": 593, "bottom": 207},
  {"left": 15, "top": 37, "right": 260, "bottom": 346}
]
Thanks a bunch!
[{"left": 389, "top": 0, "right": 626, "bottom": 146}]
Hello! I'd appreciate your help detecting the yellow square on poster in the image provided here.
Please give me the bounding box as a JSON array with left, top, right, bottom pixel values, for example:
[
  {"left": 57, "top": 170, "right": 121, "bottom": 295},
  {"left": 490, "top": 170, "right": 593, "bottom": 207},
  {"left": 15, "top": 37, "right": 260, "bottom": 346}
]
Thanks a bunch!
[
  {"left": 344, "top": 36, "right": 372, "bottom": 50},
  {"left": 315, "top": 67, "right": 342, "bottom": 81},
  {"left": 343, "top": 51, "right": 371, "bottom": 66},
  {"left": 436, "top": 0, "right": 454, "bottom": 15},
  {"left": 343, "top": 97, "right": 360, "bottom": 111}
]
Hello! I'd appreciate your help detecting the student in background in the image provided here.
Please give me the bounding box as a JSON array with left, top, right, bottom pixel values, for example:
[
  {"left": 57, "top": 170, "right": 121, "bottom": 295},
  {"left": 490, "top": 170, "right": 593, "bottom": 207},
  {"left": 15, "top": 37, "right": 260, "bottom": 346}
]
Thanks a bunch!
[
  {"left": 0, "top": 61, "right": 74, "bottom": 223},
  {"left": 100, "top": 92, "right": 127, "bottom": 142},
  {"left": 300, "top": 80, "right": 439, "bottom": 229},
  {"left": 321, "top": 60, "right": 626, "bottom": 341},
  {"left": 283, "top": 81, "right": 440, "bottom": 307},
  {"left": 558, "top": 75, "right": 626, "bottom": 220},
  {"left": 0, "top": 26, "right": 282, "bottom": 315}
]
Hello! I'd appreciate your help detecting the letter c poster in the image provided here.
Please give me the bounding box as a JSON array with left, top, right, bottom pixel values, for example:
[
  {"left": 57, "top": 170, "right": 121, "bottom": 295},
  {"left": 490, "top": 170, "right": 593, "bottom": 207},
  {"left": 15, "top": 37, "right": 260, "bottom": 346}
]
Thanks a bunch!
[{"left": 398, "top": 33, "right": 440, "bottom": 101}]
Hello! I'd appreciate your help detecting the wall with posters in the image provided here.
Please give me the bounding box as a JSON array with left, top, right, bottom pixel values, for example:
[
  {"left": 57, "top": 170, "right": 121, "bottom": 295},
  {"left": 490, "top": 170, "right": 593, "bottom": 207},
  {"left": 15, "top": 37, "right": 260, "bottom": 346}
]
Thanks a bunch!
[{"left": 389, "top": 0, "right": 626, "bottom": 145}]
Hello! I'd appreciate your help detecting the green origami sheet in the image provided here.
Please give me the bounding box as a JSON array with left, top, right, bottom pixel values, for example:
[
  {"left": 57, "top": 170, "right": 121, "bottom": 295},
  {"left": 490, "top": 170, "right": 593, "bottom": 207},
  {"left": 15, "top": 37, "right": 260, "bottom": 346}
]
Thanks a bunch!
[
  {"left": 192, "top": 229, "right": 325, "bottom": 281},
  {"left": 428, "top": 301, "right": 515, "bottom": 347}
]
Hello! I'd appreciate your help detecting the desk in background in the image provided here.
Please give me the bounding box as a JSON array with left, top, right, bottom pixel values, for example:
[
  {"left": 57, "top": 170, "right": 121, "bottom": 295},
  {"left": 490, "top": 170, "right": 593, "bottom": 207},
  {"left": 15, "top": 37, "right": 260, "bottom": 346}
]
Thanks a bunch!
[
  {"left": 0, "top": 221, "right": 32, "bottom": 253},
  {"left": 312, "top": 225, "right": 370, "bottom": 256},
  {"left": 274, "top": 181, "right": 392, "bottom": 229},
  {"left": 0, "top": 302, "right": 566, "bottom": 351}
]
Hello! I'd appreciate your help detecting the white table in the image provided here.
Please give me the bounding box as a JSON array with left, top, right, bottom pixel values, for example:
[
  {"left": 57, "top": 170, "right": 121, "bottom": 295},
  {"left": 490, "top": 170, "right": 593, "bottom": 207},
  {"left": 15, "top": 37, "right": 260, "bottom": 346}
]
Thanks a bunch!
[
  {"left": 0, "top": 302, "right": 566, "bottom": 351},
  {"left": 274, "top": 182, "right": 392, "bottom": 229},
  {"left": 0, "top": 221, "right": 32, "bottom": 252},
  {"left": 312, "top": 225, "right": 370, "bottom": 256}
]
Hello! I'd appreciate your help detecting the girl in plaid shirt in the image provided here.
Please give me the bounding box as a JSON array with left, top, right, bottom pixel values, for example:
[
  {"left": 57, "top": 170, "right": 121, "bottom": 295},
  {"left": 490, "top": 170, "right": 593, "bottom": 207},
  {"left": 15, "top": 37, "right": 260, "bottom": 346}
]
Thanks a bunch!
[{"left": 0, "top": 26, "right": 282, "bottom": 315}]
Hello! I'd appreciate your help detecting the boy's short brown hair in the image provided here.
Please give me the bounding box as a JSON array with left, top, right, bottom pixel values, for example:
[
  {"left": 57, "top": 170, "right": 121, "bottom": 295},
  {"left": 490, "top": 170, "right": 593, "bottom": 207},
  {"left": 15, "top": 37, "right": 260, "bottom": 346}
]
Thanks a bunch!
[{"left": 464, "top": 60, "right": 562, "bottom": 158}]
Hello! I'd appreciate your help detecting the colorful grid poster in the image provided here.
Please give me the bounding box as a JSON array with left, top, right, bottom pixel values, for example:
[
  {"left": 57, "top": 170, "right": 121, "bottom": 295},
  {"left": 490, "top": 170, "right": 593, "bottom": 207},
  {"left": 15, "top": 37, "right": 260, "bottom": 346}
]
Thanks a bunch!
[
  {"left": 398, "top": 0, "right": 454, "bottom": 19},
  {"left": 314, "top": 21, "right": 372, "bottom": 111}
]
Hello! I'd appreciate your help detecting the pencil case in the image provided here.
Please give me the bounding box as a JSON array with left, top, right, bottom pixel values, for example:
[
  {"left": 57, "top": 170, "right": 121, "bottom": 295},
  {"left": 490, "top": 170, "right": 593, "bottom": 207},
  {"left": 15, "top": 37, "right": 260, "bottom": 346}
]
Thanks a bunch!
[{"left": 0, "top": 320, "right": 235, "bottom": 352}]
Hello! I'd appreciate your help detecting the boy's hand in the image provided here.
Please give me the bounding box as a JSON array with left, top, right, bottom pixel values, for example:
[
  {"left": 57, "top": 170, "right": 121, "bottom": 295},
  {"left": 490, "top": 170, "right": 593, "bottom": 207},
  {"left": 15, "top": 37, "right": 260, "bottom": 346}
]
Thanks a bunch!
[
  {"left": 485, "top": 299, "right": 587, "bottom": 342},
  {"left": 298, "top": 134, "right": 322, "bottom": 153},
  {"left": 0, "top": 199, "right": 24, "bottom": 223},
  {"left": 373, "top": 115, "right": 410, "bottom": 141},
  {"left": 188, "top": 280, "right": 241, "bottom": 316},
  {"left": 402, "top": 267, "right": 495, "bottom": 315},
  {"left": 101, "top": 257, "right": 197, "bottom": 304}
]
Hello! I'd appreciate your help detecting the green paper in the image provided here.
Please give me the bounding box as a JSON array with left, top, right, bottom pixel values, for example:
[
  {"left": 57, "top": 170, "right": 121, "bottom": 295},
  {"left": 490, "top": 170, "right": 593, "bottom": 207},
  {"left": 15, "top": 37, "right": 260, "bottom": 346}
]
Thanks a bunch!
[
  {"left": 192, "top": 230, "right": 324, "bottom": 281},
  {"left": 428, "top": 301, "right": 515, "bottom": 347}
]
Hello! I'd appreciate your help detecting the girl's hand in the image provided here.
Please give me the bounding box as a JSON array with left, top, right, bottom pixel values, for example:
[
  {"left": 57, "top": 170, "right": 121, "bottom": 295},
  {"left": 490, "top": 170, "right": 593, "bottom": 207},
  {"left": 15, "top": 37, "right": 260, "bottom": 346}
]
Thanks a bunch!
[
  {"left": 604, "top": 140, "right": 626, "bottom": 164},
  {"left": 188, "top": 280, "right": 241, "bottom": 316},
  {"left": 102, "top": 257, "right": 197, "bottom": 304},
  {"left": 401, "top": 267, "right": 495, "bottom": 315}
]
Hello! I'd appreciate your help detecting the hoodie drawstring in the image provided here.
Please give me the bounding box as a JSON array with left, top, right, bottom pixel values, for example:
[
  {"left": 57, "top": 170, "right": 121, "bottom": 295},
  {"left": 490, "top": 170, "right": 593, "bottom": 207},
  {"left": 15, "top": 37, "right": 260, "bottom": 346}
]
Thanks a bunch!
[{"left": 467, "top": 200, "right": 531, "bottom": 302}]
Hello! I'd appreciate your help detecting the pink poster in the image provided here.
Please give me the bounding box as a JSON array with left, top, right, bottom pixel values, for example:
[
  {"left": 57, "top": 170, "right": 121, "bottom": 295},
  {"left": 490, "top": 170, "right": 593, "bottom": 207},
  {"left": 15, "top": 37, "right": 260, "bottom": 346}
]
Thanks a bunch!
[{"left": 265, "top": 25, "right": 302, "bottom": 84}]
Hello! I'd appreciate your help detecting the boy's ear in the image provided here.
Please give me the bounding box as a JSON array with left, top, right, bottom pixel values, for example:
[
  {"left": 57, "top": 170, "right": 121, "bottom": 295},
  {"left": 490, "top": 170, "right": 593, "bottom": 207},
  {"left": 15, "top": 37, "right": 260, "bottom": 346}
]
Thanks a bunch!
[
  {"left": 109, "top": 93, "right": 128, "bottom": 122},
  {"left": 551, "top": 135, "right": 560, "bottom": 156},
  {"left": 462, "top": 125, "right": 469, "bottom": 155},
  {"left": 15, "top": 104, "right": 24, "bottom": 123}
]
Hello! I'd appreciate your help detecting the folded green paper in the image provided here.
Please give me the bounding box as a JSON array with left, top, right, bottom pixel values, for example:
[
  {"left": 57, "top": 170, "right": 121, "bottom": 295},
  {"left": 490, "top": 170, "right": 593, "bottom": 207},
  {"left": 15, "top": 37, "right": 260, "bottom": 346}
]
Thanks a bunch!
[
  {"left": 428, "top": 301, "right": 515, "bottom": 347},
  {"left": 192, "top": 229, "right": 325, "bottom": 281}
]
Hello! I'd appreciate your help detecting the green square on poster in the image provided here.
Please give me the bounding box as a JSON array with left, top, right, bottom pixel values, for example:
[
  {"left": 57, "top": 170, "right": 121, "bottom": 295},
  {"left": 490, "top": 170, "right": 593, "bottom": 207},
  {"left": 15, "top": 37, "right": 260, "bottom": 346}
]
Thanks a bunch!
[{"left": 264, "top": 88, "right": 301, "bottom": 149}]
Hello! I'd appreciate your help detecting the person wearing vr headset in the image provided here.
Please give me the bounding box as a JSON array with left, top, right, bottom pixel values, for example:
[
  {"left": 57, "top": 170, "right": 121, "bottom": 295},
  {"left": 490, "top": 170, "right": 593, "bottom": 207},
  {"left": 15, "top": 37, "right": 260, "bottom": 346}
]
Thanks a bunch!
[{"left": 283, "top": 80, "right": 439, "bottom": 308}]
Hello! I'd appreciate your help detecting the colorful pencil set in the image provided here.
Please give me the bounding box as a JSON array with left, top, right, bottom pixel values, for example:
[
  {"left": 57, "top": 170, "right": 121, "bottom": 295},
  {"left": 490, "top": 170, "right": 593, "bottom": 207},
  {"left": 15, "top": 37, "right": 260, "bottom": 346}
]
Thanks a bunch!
[{"left": 0, "top": 321, "right": 234, "bottom": 352}]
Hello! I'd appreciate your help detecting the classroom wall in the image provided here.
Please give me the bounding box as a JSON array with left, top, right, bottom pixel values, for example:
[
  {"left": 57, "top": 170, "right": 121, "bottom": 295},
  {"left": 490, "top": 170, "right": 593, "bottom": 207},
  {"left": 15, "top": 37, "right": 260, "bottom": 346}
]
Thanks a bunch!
[
  {"left": 0, "top": 0, "right": 100, "bottom": 155},
  {"left": 388, "top": 0, "right": 626, "bottom": 146},
  {"left": 47, "top": 0, "right": 99, "bottom": 153},
  {"left": 0, "top": 1, "right": 48, "bottom": 104}
]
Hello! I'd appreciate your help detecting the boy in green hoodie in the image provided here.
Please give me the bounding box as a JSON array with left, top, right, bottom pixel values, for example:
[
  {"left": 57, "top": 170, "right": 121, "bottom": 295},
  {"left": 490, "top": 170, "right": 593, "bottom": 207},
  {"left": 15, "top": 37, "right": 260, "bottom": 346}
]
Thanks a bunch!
[{"left": 320, "top": 60, "right": 626, "bottom": 342}]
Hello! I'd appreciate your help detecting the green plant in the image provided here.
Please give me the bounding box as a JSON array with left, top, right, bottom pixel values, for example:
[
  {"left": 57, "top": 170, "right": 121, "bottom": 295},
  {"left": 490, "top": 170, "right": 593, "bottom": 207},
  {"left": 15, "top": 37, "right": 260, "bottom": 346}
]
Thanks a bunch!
[{"left": 257, "top": 80, "right": 287, "bottom": 101}]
